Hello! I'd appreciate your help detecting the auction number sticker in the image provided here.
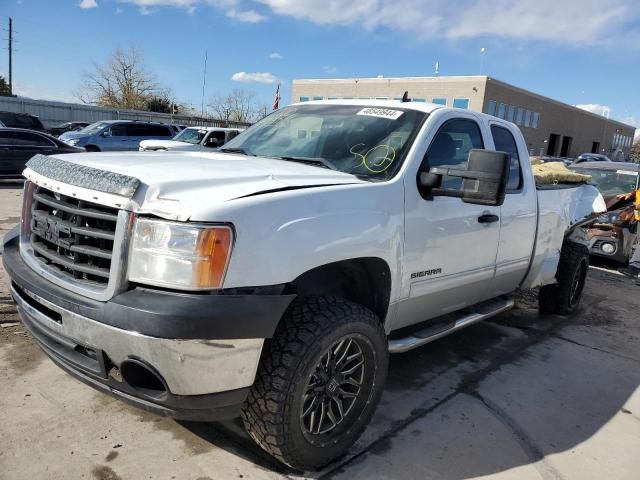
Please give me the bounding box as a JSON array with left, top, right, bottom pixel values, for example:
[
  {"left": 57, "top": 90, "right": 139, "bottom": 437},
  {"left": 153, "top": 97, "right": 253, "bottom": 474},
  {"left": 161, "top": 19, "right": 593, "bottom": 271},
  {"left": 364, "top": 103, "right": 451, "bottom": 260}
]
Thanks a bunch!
[{"left": 357, "top": 108, "right": 404, "bottom": 120}]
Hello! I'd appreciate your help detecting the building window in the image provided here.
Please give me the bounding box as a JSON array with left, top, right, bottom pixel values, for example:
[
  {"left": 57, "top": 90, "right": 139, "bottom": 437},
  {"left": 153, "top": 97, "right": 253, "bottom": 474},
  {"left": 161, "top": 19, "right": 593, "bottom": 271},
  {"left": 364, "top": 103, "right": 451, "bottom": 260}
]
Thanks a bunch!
[
  {"left": 508, "top": 105, "right": 516, "bottom": 123},
  {"left": 432, "top": 97, "right": 447, "bottom": 106},
  {"left": 516, "top": 108, "right": 524, "bottom": 125},
  {"left": 498, "top": 103, "right": 507, "bottom": 119},
  {"left": 327, "top": 97, "right": 338, "bottom": 100},
  {"left": 487, "top": 100, "right": 497, "bottom": 116},
  {"left": 532, "top": 112, "right": 539, "bottom": 129},
  {"left": 375, "top": 96, "right": 389, "bottom": 100},
  {"left": 343, "top": 97, "right": 354, "bottom": 99},
  {"left": 313, "top": 96, "right": 324, "bottom": 101},
  {"left": 413, "top": 98, "right": 426, "bottom": 102},
  {"left": 299, "top": 96, "right": 310, "bottom": 102},
  {"left": 453, "top": 98, "right": 470, "bottom": 109},
  {"left": 359, "top": 97, "right": 371, "bottom": 99},
  {"left": 524, "top": 110, "right": 532, "bottom": 128}
]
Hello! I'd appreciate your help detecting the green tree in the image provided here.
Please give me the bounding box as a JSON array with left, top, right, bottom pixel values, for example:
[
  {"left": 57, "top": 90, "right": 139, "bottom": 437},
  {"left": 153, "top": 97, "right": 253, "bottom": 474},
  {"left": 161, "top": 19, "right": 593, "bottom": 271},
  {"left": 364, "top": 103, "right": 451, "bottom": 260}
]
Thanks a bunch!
[{"left": 0, "top": 75, "right": 11, "bottom": 96}]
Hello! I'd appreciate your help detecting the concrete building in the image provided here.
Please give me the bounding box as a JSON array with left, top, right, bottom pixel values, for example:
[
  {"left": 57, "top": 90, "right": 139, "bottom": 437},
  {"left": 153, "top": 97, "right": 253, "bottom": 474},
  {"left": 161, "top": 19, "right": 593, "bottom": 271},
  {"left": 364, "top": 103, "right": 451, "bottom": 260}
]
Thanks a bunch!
[{"left": 291, "top": 76, "right": 636, "bottom": 160}]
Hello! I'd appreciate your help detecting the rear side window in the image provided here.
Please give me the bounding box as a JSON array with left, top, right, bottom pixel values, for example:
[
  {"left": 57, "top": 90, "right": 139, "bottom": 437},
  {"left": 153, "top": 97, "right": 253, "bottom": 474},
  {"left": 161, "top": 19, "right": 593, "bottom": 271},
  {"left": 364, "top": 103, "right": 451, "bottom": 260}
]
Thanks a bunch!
[
  {"left": 491, "top": 125, "right": 522, "bottom": 191},
  {"left": 130, "top": 124, "right": 172, "bottom": 136},
  {"left": 421, "top": 118, "right": 484, "bottom": 190},
  {"left": 9, "top": 131, "right": 55, "bottom": 147}
]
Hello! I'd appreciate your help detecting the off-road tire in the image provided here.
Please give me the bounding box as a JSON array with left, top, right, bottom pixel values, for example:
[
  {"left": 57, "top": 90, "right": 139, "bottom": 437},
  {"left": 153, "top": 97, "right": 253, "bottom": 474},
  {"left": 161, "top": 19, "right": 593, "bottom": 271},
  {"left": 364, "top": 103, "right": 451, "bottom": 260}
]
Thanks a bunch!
[
  {"left": 539, "top": 242, "right": 589, "bottom": 315},
  {"left": 241, "top": 296, "right": 388, "bottom": 471}
]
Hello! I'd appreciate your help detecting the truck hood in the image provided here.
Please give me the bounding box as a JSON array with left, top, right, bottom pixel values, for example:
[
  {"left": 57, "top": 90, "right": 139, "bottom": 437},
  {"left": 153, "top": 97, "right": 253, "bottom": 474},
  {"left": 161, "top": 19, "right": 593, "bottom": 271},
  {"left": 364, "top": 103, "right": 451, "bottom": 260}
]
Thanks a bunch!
[
  {"left": 25, "top": 151, "right": 365, "bottom": 221},
  {"left": 139, "top": 139, "right": 199, "bottom": 151}
]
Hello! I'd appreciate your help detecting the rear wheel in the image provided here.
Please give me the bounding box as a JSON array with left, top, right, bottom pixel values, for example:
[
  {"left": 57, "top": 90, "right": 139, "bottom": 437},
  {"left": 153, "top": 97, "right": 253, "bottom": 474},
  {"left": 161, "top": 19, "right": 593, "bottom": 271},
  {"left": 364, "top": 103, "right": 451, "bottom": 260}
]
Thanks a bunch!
[
  {"left": 84, "top": 145, "right": 100, "bottom": 152},
  {"left": 539, "top": 242, "right": 589, "bottom": 315},
  {"left": 241, "top": 296, "right": 388, "bottom": 471}
]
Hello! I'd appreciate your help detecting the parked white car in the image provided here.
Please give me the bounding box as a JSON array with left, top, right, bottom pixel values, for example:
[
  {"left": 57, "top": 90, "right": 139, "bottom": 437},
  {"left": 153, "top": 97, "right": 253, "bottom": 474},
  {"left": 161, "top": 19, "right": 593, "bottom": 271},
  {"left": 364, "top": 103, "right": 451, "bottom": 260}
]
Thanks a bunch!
[{"left": 138, "top": 126, "right": 243, "bottom": 152}]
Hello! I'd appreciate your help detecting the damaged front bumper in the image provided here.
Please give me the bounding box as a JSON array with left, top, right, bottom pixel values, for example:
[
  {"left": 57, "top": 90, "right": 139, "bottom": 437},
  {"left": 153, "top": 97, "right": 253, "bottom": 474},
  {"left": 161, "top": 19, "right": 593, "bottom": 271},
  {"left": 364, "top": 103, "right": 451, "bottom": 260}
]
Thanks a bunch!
[{"left": 3, "top": 228, "right": 295, "bottom": 421}]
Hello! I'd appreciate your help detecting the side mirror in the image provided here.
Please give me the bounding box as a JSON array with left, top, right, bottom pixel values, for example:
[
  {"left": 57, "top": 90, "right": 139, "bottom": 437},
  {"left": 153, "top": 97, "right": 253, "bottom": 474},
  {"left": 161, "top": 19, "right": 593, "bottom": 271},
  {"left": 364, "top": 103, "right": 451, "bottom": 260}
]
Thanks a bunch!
[
  {"left": 100, "top": 130, "right": 111, "bottom": 137},
  {"left": 419, "top": 149, "right": 510, "bottom": 206}
]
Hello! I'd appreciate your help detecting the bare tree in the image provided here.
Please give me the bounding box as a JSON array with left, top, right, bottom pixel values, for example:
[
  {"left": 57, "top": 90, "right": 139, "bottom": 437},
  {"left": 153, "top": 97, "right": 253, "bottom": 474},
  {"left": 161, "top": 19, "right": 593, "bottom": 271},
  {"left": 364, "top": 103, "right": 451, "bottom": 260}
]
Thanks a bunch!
[
  {"left": 75, "top": 46, "right": 170, "bottom": 110},
  {"left": 209, "top": 89, "right": 263, "bottom": 124}
]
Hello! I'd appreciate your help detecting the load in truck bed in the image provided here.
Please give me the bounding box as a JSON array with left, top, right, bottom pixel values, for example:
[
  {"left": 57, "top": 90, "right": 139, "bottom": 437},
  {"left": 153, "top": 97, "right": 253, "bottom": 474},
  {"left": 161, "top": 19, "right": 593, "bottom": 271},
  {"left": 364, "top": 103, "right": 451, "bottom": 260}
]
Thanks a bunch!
[{"left": 531, "top": 161, "right": 592, "bottom": 185}]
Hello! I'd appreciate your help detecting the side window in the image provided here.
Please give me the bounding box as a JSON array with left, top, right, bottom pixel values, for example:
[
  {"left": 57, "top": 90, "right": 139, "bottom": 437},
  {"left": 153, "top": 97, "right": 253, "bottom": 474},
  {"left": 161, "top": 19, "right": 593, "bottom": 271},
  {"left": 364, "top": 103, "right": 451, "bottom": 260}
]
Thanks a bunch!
[
  {"left": 11, "top": 132, "right": 54, "bottom": 147},
  {"left": 421, "top": 118, "right": 484, "bottom": 190},
  {"left": 226, "top": 130, "right": 240, "bottom": 142},
  {"left": 491, "top": 125, "right": 522, "bottom": 191},
  {"left": 110, "top": 124, "right": 129, "bottom": 136}
]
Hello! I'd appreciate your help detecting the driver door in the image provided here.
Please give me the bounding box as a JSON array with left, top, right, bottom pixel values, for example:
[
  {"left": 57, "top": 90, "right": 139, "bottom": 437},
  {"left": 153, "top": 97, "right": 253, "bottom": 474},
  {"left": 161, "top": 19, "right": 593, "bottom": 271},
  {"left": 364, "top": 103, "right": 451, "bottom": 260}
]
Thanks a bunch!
[{"left": 396, "top": 115, "right": 501, "bottom": 330}]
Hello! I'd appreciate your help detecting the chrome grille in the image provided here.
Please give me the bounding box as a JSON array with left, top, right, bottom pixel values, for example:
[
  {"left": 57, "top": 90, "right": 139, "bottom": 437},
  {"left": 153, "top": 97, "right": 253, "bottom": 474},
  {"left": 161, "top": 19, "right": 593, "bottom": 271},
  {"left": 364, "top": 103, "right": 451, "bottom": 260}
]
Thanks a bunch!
[{"left": 29, "top": 186, "right": 119, "bottom": 285}]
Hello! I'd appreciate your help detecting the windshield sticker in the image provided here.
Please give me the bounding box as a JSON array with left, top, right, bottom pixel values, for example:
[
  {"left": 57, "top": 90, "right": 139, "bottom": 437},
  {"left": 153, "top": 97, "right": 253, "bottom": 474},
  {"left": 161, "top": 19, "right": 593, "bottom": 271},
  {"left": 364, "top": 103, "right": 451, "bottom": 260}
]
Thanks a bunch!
[
  {"left": 616, "top": 170, "right": 638, "bottom": 176},
  {"left": 357, "top": 108, "right": 404, "bottom": 120}
]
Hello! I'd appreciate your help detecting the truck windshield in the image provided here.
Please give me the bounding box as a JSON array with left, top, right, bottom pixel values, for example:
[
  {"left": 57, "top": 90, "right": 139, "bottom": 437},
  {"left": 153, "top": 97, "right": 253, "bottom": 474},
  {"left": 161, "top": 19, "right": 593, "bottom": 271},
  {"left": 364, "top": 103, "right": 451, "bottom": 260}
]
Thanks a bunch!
[
  {"left": 221, "top": 104, "right": 427, "bottom": 180},
  {"left": 572, "top": 167, "right": 639, "bottom": 197},
  {"left": 173, "top": 128, "right": 209, "bottom": 144}
]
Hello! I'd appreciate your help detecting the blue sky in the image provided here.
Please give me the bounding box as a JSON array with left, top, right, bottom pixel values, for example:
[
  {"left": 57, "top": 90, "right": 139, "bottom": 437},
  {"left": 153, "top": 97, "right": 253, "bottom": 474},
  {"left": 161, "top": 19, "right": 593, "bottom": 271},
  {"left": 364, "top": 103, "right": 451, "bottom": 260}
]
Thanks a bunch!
[{"left": 1, "top": 0, "right": 639, "bottom": 137}]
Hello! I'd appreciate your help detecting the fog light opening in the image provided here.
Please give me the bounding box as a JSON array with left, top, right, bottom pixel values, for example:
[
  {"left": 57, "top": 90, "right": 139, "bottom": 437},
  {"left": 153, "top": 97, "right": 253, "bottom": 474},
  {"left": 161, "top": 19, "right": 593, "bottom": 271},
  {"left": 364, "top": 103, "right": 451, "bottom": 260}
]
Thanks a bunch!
[{"left": 120, "top": 358, "right": 167, "bottom": 397}]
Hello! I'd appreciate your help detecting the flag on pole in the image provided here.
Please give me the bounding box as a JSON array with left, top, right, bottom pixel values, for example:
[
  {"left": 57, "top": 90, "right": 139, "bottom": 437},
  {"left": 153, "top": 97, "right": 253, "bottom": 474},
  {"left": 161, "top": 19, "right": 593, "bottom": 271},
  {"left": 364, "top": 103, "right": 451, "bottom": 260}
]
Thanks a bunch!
[{"left": 273, "top": 84, "right": 281, "bottom": 110}]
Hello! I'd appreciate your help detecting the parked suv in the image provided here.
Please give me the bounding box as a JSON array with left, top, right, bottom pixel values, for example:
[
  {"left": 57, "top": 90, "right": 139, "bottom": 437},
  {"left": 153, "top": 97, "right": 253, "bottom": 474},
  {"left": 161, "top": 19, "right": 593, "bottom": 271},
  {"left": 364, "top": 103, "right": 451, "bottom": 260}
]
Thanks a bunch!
[
  {"left": 0, "top": 111, "right": 46, "bottom": 132},
  {"left": 59, "top": 120, "right": 174, "bottom": 151}
]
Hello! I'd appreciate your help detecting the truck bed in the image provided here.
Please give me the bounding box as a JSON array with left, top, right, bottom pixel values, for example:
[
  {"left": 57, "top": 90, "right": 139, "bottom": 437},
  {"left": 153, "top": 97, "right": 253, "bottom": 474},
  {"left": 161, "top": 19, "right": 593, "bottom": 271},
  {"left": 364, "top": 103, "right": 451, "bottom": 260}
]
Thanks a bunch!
[{"left": 521, "top": 183, "right": 606, "bottom": 289}]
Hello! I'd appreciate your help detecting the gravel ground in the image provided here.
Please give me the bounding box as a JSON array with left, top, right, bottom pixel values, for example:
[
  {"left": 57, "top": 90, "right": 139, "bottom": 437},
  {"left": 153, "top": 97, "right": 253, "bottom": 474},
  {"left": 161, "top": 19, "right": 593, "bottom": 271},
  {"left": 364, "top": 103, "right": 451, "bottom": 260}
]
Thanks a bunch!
[{"left": 1, "top": 183, "right": 639, "bottom": 480}]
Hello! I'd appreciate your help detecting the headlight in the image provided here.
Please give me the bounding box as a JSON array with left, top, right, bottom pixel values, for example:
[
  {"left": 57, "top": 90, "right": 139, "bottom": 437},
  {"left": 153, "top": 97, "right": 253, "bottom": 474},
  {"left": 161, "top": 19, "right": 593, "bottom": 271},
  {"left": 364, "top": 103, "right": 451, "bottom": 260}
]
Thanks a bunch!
[
  {"left": 128, "top": 218, "right": 233, "bottom": 290},
  {"left": 67, "top": 139, "right": 80, "bottom": 146}
]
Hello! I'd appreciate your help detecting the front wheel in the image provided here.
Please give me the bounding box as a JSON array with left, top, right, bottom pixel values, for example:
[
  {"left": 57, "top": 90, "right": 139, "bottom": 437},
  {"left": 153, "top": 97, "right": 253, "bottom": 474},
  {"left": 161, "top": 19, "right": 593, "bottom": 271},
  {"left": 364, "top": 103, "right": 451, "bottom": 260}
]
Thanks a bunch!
[
  {"left": 241, "top": 296, "right": 388, "bottom": 471},
  {"left": 539, "top": 242, "right": 589, "bottom": 315}
]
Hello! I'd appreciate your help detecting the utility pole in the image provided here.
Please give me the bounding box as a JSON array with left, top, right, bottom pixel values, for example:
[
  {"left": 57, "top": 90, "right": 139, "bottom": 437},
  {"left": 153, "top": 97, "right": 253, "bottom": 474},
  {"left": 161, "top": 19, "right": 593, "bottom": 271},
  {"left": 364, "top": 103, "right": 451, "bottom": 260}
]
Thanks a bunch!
[
  {"left": 8, "top": 17, "right": 13, "bottom": 95},
  {"left": 201, "top": 50, "right": 208, "bottom": 118}
]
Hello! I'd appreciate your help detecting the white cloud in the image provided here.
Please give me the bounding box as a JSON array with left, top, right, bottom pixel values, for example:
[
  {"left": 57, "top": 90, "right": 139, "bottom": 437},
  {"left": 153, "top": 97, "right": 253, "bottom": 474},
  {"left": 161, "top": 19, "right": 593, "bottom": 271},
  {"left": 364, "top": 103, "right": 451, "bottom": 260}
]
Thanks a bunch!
[
  {"left": 226, "top": 9, "right": 267, "bottom": 23},
  {"left": 139, "top": 5, "right": 155, "bottom": 14},
  {"left": 231, "top": 71, "right": 276, "bottom": 84},
  {"left": 79, "top": 0, "right": 98, "bottom": 9},
  {"left": 323, "top": 65, "right": 338, "bottom": 74},
  {"left": 115, "top": 7, "right": 124, "bottom": 13},
  {"left": 576, "top": 103, "right": 611, "bottom": 118},
  {"left": 269, "top": 52, "right": 283, "bottom": 59},
  {"left": 256, "top": 0, "right": 640, "bottom": 46}
]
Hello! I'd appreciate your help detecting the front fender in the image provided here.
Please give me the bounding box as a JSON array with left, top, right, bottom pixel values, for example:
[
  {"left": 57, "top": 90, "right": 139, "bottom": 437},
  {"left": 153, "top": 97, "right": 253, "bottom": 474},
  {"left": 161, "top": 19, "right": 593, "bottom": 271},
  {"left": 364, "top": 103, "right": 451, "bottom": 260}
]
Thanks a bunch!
[{"left": 219, "top": 182, "right": 405, "bottom": 303}]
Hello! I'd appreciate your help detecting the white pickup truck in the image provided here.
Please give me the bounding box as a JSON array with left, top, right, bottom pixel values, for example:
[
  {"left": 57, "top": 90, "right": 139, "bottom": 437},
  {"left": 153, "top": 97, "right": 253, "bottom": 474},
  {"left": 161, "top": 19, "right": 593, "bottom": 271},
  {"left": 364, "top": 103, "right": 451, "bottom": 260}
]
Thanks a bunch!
[
  {"left": 138, "top": 126, "right": 242, "bottom": 152},
  {"left": 3, "top": 100, "right": 605, "bottom": 470}
]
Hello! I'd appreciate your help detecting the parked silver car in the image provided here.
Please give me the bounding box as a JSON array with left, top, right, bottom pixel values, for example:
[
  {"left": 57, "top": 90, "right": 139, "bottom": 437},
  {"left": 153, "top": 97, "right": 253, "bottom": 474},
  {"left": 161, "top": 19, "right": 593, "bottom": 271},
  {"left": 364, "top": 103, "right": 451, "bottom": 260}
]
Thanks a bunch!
[{"left": 59, "top": 120, "right": 174, "bottom": 152}]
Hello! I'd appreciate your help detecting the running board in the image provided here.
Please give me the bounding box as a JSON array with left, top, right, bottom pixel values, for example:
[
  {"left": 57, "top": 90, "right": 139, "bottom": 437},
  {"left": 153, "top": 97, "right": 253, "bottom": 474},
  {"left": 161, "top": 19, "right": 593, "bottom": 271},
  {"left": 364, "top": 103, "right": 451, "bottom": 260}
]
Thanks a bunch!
[{"left": 388, "top": 297, "right": 515, "bottom": 354}]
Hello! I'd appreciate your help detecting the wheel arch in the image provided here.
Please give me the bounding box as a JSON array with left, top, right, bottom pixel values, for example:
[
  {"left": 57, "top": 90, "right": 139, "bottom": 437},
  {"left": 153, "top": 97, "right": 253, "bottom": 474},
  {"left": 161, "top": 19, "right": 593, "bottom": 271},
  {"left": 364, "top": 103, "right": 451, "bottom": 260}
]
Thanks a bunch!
[{"left": 286, "top": 257, "right": 392, "bottom": 324}]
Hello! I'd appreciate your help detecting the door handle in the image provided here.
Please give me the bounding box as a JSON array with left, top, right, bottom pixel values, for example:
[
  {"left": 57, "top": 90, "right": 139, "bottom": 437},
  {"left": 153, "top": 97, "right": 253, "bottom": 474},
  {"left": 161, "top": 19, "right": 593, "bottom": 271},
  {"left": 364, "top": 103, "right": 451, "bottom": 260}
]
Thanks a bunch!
[{"left": 478, "top": 214, "right": 499, "bottom": 224}]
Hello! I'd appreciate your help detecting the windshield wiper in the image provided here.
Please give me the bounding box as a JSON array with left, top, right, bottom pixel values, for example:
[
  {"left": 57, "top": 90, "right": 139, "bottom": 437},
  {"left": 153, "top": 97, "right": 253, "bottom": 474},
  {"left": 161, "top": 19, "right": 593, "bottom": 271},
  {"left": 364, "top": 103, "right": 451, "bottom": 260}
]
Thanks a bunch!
[
  {"left": 219, "top": 147, "right": 251, "bottom": 155},
  {"left": 271, "top": 156, "right": 339, "bottom": 171}
]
